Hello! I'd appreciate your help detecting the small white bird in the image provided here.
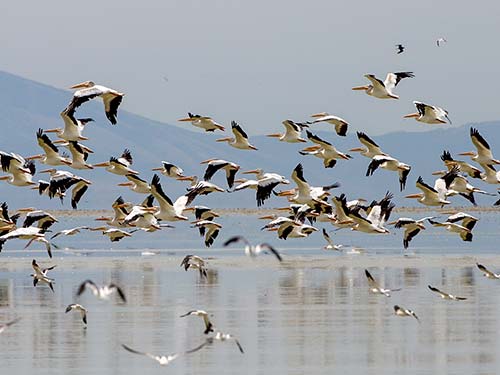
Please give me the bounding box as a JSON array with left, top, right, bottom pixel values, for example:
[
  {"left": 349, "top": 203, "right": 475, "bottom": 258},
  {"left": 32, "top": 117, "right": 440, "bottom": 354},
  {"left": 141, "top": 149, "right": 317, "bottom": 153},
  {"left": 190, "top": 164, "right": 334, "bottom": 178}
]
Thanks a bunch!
[
  {"left": 321, "top": 229, "right": 343, "bottom": 251},
  {"left": 50, "top": 226, "right": 90, "bottom": 240},
  {"left": 428, "top": 285, "right": 466, "bottom": 301},
  {"left": 77, "top": 280, "right": 126, "bottom": 303},
  {"left": 223, "top": 236, "right": 283, "bottom": 261},
  {"left": 178, "top": 112, "right": 225, "bottom": 132},
  {"left": 365, "top": 269, "right": 401, "bottom": 297},
  {"left": 65, "top": 303, "right": 88, "bottom": 324},
  {"left": 180, "top": 255, "right": 208, "bottom": 278},
  {"left": 121, "top": 344, "right": 181, "bottom": 366},
  {"left": 394, "top": 305, "right": 419, "bottom": 322},
  {"left": 190, "top": 331, "right": 245, "bottom": 354},
  {"left": 477, "top": 263, "right": 500, "bottom": 279},
  {"left": 180, "top": 309, "right": 214, "bottom": 334},
  {"left": 31, "top": 259, "right": 56, "bottom": 292}
]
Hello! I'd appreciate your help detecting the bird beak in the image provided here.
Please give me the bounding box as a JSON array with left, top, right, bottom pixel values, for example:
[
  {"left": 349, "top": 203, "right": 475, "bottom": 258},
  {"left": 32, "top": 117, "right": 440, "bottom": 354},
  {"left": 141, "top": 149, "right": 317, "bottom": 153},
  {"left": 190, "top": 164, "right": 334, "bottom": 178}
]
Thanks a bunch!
[
  {"left": 118, "top": 182, "right": 134, "bottom": 187},
  {"left": 431, "top": 170, "right": 446, "bottom": 176},
  {"left": 349, "top": 147, "right": 365, "bottom": 152},
  {"left": 0, "top": 176, "right": 10, "bottom": 181},
  {"left": 258, "top": 215, "right": 275, "bottom": 220},
  {"left": 302, "top": 146, "right": 321, "bottom": 152},
  {"left": 178, "top": 117, "right": 194, "bottom": 122},
  {"left": 16, "top": 207, "right": 36, "bottom": 213},
  {"left": 310, "top": 112, "right": 328, "bottom": 118},
  {"left": 242, "top": 169, "right": 260, "bottom": 175},
  {"left": 275, "top": 207, "right": 291, "bottom": 211},
  {"left": 43, "top": 128, "right": 61, "bottom": 133},
  {"left": 93, "top": 162, "right": 110, "bottom": 167},
  {"left": 266, "top": 133, "right": 282, "bottom": 138},
  {"left": 89, "top": 226, "right": 107, "bottom": 231},
  {"left": 152, "top": 167, "right": 163, "bottom": 171},
  {"left": 25, "top": 155, "right": 43, "bottom": 160},
  {"left": 418, "top": 223, "right": 426, "bottom": 230},
  {"left": 352, "top": 85, "right": 369, "bottom": 91},
  {"left": 249, "top": 145, "right": 258, "bottom": 150},
  {"left": 458, "top": 151, "right": 475, "bottom": 156},
  {"left": 216, "top": 137, "right": 232, "bottom": 142},
  {"left": 276, "top": 189, "right": 295, "bottom": 197},
  {"left": 404, "top": 194, "right": 422, "bottom": 199},
  {"left": 176, "top": 176, "right": 195, "bottom": 181},
  {"left": 70, "top": 81, "right": 91, "bottom": 89},
  {"left": 387, "top": 220, "right": 397, "bottom": 225},
  {"left": 266, "top": 228, "right": 279, "bottom": 232},
  {"left": 94, "top": 217, "right": 110, "bottom": 221},
  {"left": 200, "top": 159, "right": 215, "bottom": 164},
  {"left": 182, "top": 207, "right": 195, "bottom": 212},
  {"left": 52, "top": 140, "right": 68, "bottom": 145},
  {"left": 62, "top": 160, "right": 72, "bottom": 165},
  {"left": 39, "top": 169, "right": 54, "bottom": 173},
  {"left": 403, "top": 113, "right": 419, "bottom": 118}
]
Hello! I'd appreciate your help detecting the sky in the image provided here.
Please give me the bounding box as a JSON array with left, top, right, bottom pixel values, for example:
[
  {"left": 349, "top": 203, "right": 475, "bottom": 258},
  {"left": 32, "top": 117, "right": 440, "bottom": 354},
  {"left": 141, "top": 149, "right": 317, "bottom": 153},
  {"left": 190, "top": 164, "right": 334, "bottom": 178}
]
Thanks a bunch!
[{"left": 1, "top": 0, "right": 499, "bottom": 135}]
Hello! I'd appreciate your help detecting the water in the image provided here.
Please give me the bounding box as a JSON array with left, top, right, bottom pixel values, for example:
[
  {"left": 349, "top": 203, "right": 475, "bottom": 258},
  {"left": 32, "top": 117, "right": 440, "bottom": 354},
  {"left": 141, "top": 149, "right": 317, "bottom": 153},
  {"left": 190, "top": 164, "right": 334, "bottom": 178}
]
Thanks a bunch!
[{"left": 0, "top": 212, "right": 499, "bottom": 374}]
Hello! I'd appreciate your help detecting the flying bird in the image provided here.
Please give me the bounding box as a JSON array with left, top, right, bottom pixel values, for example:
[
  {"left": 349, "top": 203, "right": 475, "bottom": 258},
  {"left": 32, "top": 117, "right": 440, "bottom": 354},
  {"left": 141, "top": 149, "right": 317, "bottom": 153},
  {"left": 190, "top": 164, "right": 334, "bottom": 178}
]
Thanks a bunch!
[
  {"left": 77, "top": 280, "right": 126, "bottom": 303},
  {"left": 309, "top": 112, "right": 349, "bottom": 136},
  {"left": 94, "top": 149, "right": 138, "bottom": 175},
  {"left": 190, "top": 331, "right": 244, "bottom": 354},
  {"left": 191, "top": 220, "right": 222, "bottom": 247},
  {"left": 266, "top": 120, "right": 309, "bottom": 143},
  {"left": 477, "top": 263, "right": 500, "bottom": 279},
  {"left": 352, "top": 72, "right": 414, "bottom": 99},
  {"left": 151, "top": 161, "right": 184, "bottom": 178},
  {"left": 223, "top": 236, "right": 283, "bottom": 261},
  {"left": 395, "top": 44, "right": 405, "bottom": 54},
  {"left": 216, "top": 121, "right": 257, "bottom": 150},
  {"left": 178, "top": 113, "right": 225, "bottom": 132},
  {"left": 121, "top": 344, "right": 183, "bottom": 366},
  {"left": 365, "top": 269, "right": 401, "bottom": 296},
  {"left": 460, "top": 127, "right": 500, "bottom": 168},
  {"left": 31, "top": 259, "right": 56, "bottom": 292},
  {"left": 389, "top": 217, "right": 432, "bottom": 249},
  {"left": 0, "top": 318, "right": 21, "bottom": 334},
  {"left": 180, "top": 255, "right": 208, "bottom": 278},
  {"left": 321, "top": 229, "right": 343, "bottom": 251},
  {"left": 180, "top": 309, "right": 214, "bottom": 334},
  {"left": 394, "top": 305, "right": 419, "bottom": 322},
  {"left": 428, "top": 285, "right": 466, "bottom": 301},
  {"left": 65, "top": 303, "right": 88, "bottom": 324},
  {"left": 404, "top": 101, "right": 451, "bottom": 124},
  {"left": 201, "top": 159, "right": 240, "bottom": 189},
  {"left": 436, "top": 37, "right": 447, "bottom": 47},
  {"left": 299, "top": 131, "right": 351, "bottom": 168},
  {"left": 366, "top": 154, "right": 411, "bottom": 191},
  {"left": 349, "top": 131, "right": 387, "bottom": 159}
]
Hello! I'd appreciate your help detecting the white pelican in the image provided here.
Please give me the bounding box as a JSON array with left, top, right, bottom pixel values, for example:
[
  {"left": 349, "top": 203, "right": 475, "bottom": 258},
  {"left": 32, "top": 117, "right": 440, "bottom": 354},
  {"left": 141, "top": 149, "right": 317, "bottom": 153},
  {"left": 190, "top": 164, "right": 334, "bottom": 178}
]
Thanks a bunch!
[
  {"left": 152, "top": 161, "right": 184, "bottom": 178},
  {"left": 394, "top": 305, "right": 419, "bottom": 322},
  {"left": 22, "top": 209, "right": 58, "bottom": 231},
  {"left": 67, "top": 81, "right": 124, "bottom": 125},
  {"left": 0, "top": 202, "right": 19, "bottom": 228},
  {"left": 191, "top": 220, "right": 222, "bottom": 248},
  {"left": 216, "top": 121, "right": 257, "bottom": 150},
  {"left": 70, "top": 180, "right": 91, "bottom": 209},
  {"left": 428, "top": 285, "right": 466, "bottom": 301},
  {"left": 0, "top": 318, "right": 21, "bottom": 334},
  {"left": 349, "top": 132, "right": 386, "bottom": 158},
  {"left": 322, "top": 228, "right": 343, "bottom": 251},
  {"left": 201, "top": 159, "right": 240, "bottom": 189},
  {"left": 0, "top": 227, "right": 52, "bottom": 257},
  {"left": 365, "top": 269, "right": 401, "bottom": 297},
  {"left": 460, "top": 127, "right": 500, "bottom": 168},
  {"left": 90, "top": 227, "right": 134, "bottom": 242},
  {"left": 95, "top": 196, "right": 130, "bottom": 227},
  {"left": 118, "top": 174, "right": 151, "bottom": 194},
  {"left": 77, "top": 280, "right": 126, "bottom": 302},
  {"left": 28, "top": 129, "right": 72, "bottom": 166},
  {"left": 191, "top": 332, "right": 244, "bottom": 354},
  {"left": 299, "top": 130, "right": 351, "bottom": 168},
  {"left": 404, "top": 101, "right": 451, "bottom": 124},
  {"left": 44, "top": 109, "right": 93, "bottom": 142},
  {"left": 51, "top": 226, "right": 90, "bottom": 240},
  {"left": 366, "top": 155, "right": 411, "bottom": 191},
  {"left": 309, "top": 112, "right": 349, "bottom": 136},
  {"left": 0, "top": 153, "right": 36, "bottom": 186},
  {"left": 389, "top": 217, "right": 432, "bottom": 249},
  {"left": 39, "top": 168, "right": 91, "bottom": 206},
  {"left": 405, "top": 176, "right": 451, "bottom": 206},
  {"left": 445, "top": 212, "right": 478, "bottom": 231},
  {"left": 477, "top": 263, "right": 500, "bottom": 279},
  {"left": 348, "top": 192, "right": 394, "bottom": 234},
  {"left": 181, "top": 176, "right": 226, "bottom": 197},
  {"left": 263, "top": 217, "right": 318, "bottom": 240},
  {"left": 178, "top": 112, "right": 225, "bottom": 132},
  {"left": 192, "top": 206, "right": 219, "bottom": 221},
  {"left": 480, "top": 164, "right": 500, "bottom": 185},
  {"left": 223, "top": 236, "right": 283, "bottom": 261},
  {"left": 31, "top": 259, "right": 56, "bottom": 292},
  {"left": 266, "top": 120, "right": 308, "bottom": 143},
  {"left": 352, "top": 72, "right": 414, "bottom": 99},
  {"left": 179, "top": 309, "right": 214, "bottom": 334},
  {"left": 330, "top": 194, "right": 355, "bottom": 229},
  {"left": 180, "top": 255, "right": 208, "bottom": 279},
  {"left": 123, "top": 204, "right": 160, "bottom": 231},
  {"left": 440, "top": 150, "right": 482, "bottom": 179},
  {"left": 65, "top": 304, "right": 87, "bottom": 325},
  {"left": 234, "top": 169, "right": 290, "bottom": 207},
  {"left": 66, "top": 141, "right": 94, "bottom": 170},
  {"left": 428, "top": 218, "right": 473, "bottom": 242},
  {"left": 150, "top": 174, "right": 193, "bottom": 221},
  {"left": 432, "top": 169, "right": 494, "bottom": 205},
  {"left": 94, "top": 149, "right": 138, "bottom": 175}
]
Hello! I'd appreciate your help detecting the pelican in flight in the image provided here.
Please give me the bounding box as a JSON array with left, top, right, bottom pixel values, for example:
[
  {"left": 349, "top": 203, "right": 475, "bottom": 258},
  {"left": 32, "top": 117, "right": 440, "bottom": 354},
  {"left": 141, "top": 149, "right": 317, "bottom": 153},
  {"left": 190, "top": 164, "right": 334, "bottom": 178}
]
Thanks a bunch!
[
  {"left": 151, "top": 161, "right": 184, "bottom": 178},
  {"left": 90, "top": 227, "right": 134, "bottom": 242},
  {"left": 460, "top": 127, "right": 500, "bottom": 168},
  {"left": 180, "top": 309, "right": 214, "bottom": 334},
  {"left": 389, "top": 217, "right": 432, "bottom": 249},
  {"left": 28, "top": 129, "right": 72, "bottom": 166},
  {"left": 349, "top": 132, "right": 387, "bottom": 158},
  {"left": 31, "top": 259, "right": 56, "bottom": 292},
  {"left": 404, "top": 101, "right": 451, "bottom": 124},
  {"left": 0, "top": 152, "right": 36, "bottom": 186},
  {"left": 322, "top": 228, "right": 343, "bottom": 251},
  {"left": 348, "top": 192, "right": 394, "bottom": 234},
  {"left": 432, "top": 169, "right": 494, "bottom": 205},
  {"left": 394, "top": 305, "right": 419, "bottom": 322},
  {"left": 65, "top": 141, "right": 94, "bottom": 170},
  {"left": 0, "top": 227, "right": 52, "bottom": 257},
  {"left": 95, "top": 196, "right": 130, "bottom": 227},
  {"left": 223, "top": 236, "right": 283, "bottom": 261},
  {"left": 365, "top": 269, "right": 401, "bottom": 297},
  {"left": 190, "top": 332, "right": 245, "bottom": 354},
  {"left": 440, "top": 150, "right": 482, "bottom": 179},
  {"left": 309, "top": 112, "right": 349, "bottom": 136},
  {"left": 51, "top": 226, "right": 90, "bottom": 240},
  {"left": 94, "top": 149, "right": 138, "bottom": 175},
  {"left": 121, "top": 344, "right": 186, "bottom": 366},
  {"left": 67, "top": 81, "right": 124, "bottom": 125},
  {"left": 266, "top": 120, "right": 308, "bottom": 143},
  {"left": 181, "top": 176, "right": 226, "bottom": 197},
  {"left": 180, "top": 255, "right": 208, "bottom": 278},
  {"left": 405, "top": 176, "right": 451, "bottom": 206},
  {"left": 65, "top": 304, "right": 87, "bottom": 325},
  {"left": 178, "top": 112, "right": 225, "bottom": 132},
  {"left": 201, "top": 159, "right": 240, "bottom": 189},
  {"left": 233, "top": 169, "right": 290, "bottom": 207},
  {"left": 77, "top": 280, "right": 126, "bottom": 302},
  {"left": 428, "top": 285, "right": 466, "bottom": 301},
  {"left": 477, "top": 263, "right": 500, "bottom": 279},
  {"left": 299, "top": 131, "right": 351, "bottom": 168},
  {"left": 366, "top": 155, "right": 411, "bottom": 191},
  {"left": 428, "top": 218, "right": 473, "bottom": 242},
  {"left": 118, "top": 174, "right": 151, "bottom": 194},
  {"left": 396, "top": 44, "right": 405, "bottom": 54},
  {"left": 191, "top": 220, "right": 222, "bottom": 248},
  {"left": 352, "top": 72, "right": 414, "bottom": 99},
  {"left": 44, "top": 109, "right": 93, "bottom": 142},
  {"left": 262, "top": 216, "right": 318, "bottom": 240},
  {"left": 150, "top": 174, "right": 195, "bottom": 221},
  {"left": 481, "top": 164, "right": 500, "bottom": 185},
  {"left": 216, "top": 121, "right": 257, "bottom": 150}
]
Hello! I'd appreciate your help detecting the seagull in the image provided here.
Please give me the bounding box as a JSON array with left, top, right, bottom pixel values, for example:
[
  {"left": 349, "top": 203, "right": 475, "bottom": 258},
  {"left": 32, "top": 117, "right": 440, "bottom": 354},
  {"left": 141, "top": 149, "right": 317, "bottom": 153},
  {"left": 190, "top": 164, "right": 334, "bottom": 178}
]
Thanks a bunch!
[
  {"left": 321, "top": 229, "right": 343, "bottom": 251},
  {"left": 436, "top": 37, "right": 447, "bottom": 47},
  {"left": 428, "top": 285, "right": 466, "bottom": 301},
  {"left": 396, "top": 44, "right": 405, "bottom": 54},
  {"left": 67, "top": 81, "right": 124, "bottom": 125},
  {"left": 352, "top": 72, "right": 414, "bottom": 99},
  {"left": 476, "top": 263, "right": 500, "bottom": 279},
  {"left": 180, "top": 255, "right": 208, "bottom": 278},
  {"left": 404, "top": 101, "right": 451, "bottom": 124},
  {"left": 178, "top": 112, "right": 225, "bottom": 132},
  {"left": 31, "top": 259, "right": 56, "bottom": 292},
  {"left": 223, "top": 236, "right": 283, "bottom": 261},
  {"left": 191, "top": 220, "right": 222, "bottom": 248},
  {"left": 309, "top": 112, "right": 349, "bottom": 136},
  {"left": 77, "top": 280, "right": 126, "bottom": 303},
  {"left": 0, "top": 318, "right": 21, "bottom": 334},
  {"left": 190, "top": 332, "right": 244, "bottom": 354},
  {"left": 180, "top": 309, "right": 214, "bottom": 334},
  {"left": 121, "top": 344, "right": 183, "bottom": 366},
  {"left": 216, "top": 121, "right": 257, "bottom": 150},
  {"left": 394, "top": 305, "right": 419, "bottom": 322},
  {"left": 266, "top": 120, "right": 309, "bottom": 143},
  {"left": 65, "top": 303, "right": 88, "bottom": 324},
  {"left": 151, "top": 161, "right": 185, "bottom": 178},
  {"left": 365, "top": 269, "right": 401, "bottom": 297},
  {"left": 50, "top": 226, "right": 90, "bottom": 240}
]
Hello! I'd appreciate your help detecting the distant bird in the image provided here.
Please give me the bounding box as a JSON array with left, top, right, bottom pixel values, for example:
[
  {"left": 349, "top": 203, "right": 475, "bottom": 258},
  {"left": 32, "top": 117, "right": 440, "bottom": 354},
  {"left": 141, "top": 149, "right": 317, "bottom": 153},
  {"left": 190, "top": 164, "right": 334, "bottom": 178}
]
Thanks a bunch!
[
  {"left": 436, "top": 37, "right": 447, "bottom": 47},
  {"left": 90, "top": 227, "right": 134, "bottom": 242},
  {"left": 477, "top": 263, "right": 500, "bottom": 279},
  {"left": 180, "top": 309, "right": 214, "bottom": 334},
  {"left": 216, "top": 121, "right": 257, "bottom": 150},
  {"left": 389, "top": 217, "right": 432, "bottom": 249},
  {"left": 352, "top": 72, "right": 414, "bottom": 99},
  {"left": 121, "top": 344, "right": 188, "bottom": 366},
  {"left": 191, "top": 220, "right": 222, "bottom": 247},
  {"left": 65, "top": 303, "right": 87, "bottom": 324},
  {"left": 0, "top": 318, "right": 21, "bottom": 334},
  {"left": 180, "top": 255, "right": 208, "bottom": 278},
  {"left": 50, "top": 226, "right": 90, "bottom": 240},
  {"left": 151, "top": 161, "right": 185, "bottom": 178},
  {"left": 77, "top": 280, "right": 126, "bottom": 303},
  {"left": 94, "top": 149, "right": 139, "bottom": 175},
  {"left": 394, "top": 305, "right": 419, "bottom": 322},
  {"left": 178, "top": 113, "right": 225, "bottom": 132},
  {"left": 189, "top": 332, "right": 244, "bottom": 354},
  {"left": 201, "top": 159, "right": 240, "bottom": 189},
  {"left": 428, "top": 285, "right": 466, "bottom": 301},
  {"left": 223, "top": 236, "right": 283, "bottom": 261},
  {"left": 67, "top": 81, "right": 124, "bottom": 125},
  {"left": 299, "top": 131, "right": 351, "bottom": 168},
  {"left": 31, "top": 259, "right": 56, "bottom": 292},
  {"left": 366, "top": 154, "right": 411, "bottom": 191},
  {"left": 349, "top": 131, "right": 387, "bottom": 159},
  {"left": 395, "top": 44, "right": 405, "bottom": 54},
  {"left": 266, "top": 120, "right": 308, "bottom": 143},
  {"left": 321, "top": 229, "right": 343, "bottom": 251},
  {"left": 309, "top": 112, "right": 349, "bottom": 136},
  {"left": 404, "top": 101, "right": 451, "bottom": 124},
  {"left": 365, "top": 269, "right": 401, "bottom": 297}
]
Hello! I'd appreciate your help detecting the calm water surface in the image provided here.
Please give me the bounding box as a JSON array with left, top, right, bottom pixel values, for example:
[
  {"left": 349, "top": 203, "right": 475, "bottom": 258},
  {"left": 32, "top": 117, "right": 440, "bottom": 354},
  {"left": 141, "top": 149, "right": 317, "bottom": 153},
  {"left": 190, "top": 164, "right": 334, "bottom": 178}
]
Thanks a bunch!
[{"left": 0, "top": 212, "right": 499, "bottom": 374}]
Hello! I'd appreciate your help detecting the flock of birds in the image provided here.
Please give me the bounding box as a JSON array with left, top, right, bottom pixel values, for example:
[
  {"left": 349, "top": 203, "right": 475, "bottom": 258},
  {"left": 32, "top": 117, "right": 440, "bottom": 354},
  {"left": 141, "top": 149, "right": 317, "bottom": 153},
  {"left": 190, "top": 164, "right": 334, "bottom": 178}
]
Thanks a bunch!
[{"left": 1, "top": 37, "right": 500, "bottom": 365}]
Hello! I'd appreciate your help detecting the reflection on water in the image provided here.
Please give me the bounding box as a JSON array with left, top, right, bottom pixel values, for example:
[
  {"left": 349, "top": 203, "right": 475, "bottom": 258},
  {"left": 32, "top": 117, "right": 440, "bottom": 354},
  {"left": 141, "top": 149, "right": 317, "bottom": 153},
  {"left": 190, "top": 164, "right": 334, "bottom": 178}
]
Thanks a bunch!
[{"left": 0, "top": 256, "right": 499, "bottom": 374}]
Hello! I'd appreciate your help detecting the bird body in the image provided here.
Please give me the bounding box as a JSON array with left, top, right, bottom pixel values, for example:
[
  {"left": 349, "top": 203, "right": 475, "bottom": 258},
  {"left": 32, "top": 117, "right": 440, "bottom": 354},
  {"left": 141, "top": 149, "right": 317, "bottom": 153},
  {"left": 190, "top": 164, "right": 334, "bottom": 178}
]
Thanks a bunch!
[{"left": 352, "top": 72, "right": 414, "bottom": 99}]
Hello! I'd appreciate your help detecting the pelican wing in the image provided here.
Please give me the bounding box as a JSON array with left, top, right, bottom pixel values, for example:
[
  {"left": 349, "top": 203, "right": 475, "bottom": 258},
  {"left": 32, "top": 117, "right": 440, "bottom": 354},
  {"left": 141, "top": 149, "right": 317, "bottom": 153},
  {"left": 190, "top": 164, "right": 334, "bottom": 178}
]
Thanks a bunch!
[
  {"left": 356, "top": 132, "right": 383, "bottom": 155},
  {"left": 306, "top": 130, "right": 332, "bottom": 148},
  {"left": 384, "top": 72, "right": 414, "bottom": 91},
  {"left": 231, "top": 121, "right": 249, "bottom": 143},
  {"left": 470, "top": 127, "right": 494, "bottom": 160},
  {"left": 36, "top": 128, "right": 59, "bottom": 156}
]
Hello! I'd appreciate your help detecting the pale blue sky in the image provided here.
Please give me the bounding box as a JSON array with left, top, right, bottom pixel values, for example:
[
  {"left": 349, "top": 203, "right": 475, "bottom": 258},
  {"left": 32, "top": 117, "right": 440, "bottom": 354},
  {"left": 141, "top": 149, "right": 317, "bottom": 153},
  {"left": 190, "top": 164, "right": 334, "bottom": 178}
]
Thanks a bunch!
[{"left": 1, "top": 0, "right": 499, "bottom": 134}]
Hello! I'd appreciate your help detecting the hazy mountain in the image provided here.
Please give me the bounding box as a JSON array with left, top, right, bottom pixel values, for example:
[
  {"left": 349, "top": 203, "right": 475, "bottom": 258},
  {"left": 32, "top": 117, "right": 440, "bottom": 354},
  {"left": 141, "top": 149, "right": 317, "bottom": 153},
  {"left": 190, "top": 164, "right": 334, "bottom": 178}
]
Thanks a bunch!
[{"left": 0, "top": 70, "right": 498, "bottom": 209}]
